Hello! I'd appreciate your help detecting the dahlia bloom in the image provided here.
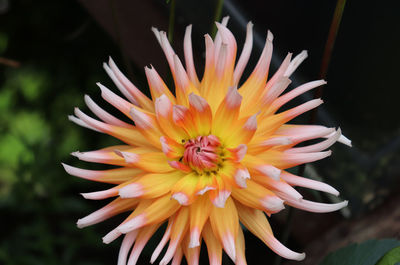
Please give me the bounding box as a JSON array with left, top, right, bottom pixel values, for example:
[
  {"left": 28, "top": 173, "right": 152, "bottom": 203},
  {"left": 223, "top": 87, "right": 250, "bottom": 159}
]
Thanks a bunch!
[{"left": 63, "top": 19, "right": 350, "bottom": 265}]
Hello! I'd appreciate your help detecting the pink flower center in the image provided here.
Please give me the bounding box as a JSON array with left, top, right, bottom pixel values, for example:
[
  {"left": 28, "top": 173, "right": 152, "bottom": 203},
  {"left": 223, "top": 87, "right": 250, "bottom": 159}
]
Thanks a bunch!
[{"left": 183, "top": 135, "right": 221, "bottom": 171}]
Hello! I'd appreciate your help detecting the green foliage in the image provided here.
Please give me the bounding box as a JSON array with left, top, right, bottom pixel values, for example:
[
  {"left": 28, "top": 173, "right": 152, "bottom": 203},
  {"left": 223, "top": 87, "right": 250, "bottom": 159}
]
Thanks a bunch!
[
  {"left": 319, "top": 239, "right": 400, "bottom": 265},
  {"left": 377, "top": 247, "right": 400, "bottom": 265}
]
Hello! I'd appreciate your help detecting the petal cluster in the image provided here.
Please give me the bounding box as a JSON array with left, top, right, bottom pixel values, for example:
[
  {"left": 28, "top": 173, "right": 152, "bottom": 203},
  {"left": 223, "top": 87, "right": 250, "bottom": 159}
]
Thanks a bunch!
[{"left": 64, "top": 18, "right": 350, "bottom": 265}]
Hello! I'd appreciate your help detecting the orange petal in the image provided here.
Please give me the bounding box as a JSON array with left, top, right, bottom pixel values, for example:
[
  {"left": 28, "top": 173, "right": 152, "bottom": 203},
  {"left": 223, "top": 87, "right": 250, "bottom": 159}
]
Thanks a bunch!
[
  {"left": 171, "top": 172, "right": 199, "bottom": 206},
  {"left": 231, "top": 179, "right": 285, "bottom": 214},
  {"left": 188, "top": 195, "right": 212, "bottom": 248},
  {"left": 235, "top": 226, "right": 247, "bottom": 265},
  {"left": 115, "top": 150, "right": 173, "bottom": 173},
  {"left": 107, "top": 57, "right": 154, "bottom": 112},
  {"left": 188, "top": 93, "right": 212, "bottom": 135},
  {"left": 155, "top": 95, "right": 188, "bottom": 141},
  {"left": 173, "top": 104, "right": 198, "bottom": 138},
  {"left": 160, "top": 136, "right": 185, "bottom": 159},
  {"left": 77, "top": 197, "right": 138, "bottom": 228},
  {"left": 129, "top": 106, "right": 163, "bottom": 149},
  {"left": 145, "top": 65, "right": 176, "bottom": 103},
  {"left": 117, "top": 195, "right": 180, "bottom": 234},
  {"left": 236, "top": 202, "right": 306, "bottom": 261},
  {"left": 118, "top": 171, "right": 184, "bottom": 199},
  {"left": 159, "top": 207, "right": 190, "bottom": 265},
  {"left": 62, "top": 164, "right": 141, "bottom": 184},
  {"left": 73, "top": 107, "right": 151, "bottom": 148},
  {"left": 182, "top": 233, "right": 201, "bottom": 265},
  {"left": 212, "top": 87, "right": 242, "bottom": 140},
  {"left": 224, "top": 113, "right": 258, "bottom": 147},
  {"left": 209, "top": 197, "right": 239, "bottom": 262},
  {"left": 202, "top": 221, "right": 222, "bottom": 265},
  {"left": 126, "top": 223, "right": 161, "bottom": 265}
]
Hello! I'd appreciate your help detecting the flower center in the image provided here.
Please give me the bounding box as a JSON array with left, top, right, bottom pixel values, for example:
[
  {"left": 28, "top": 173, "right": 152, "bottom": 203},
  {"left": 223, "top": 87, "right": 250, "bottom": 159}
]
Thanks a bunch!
[{"left": 183, "top": 135, "right": 221, "bottom": 172}]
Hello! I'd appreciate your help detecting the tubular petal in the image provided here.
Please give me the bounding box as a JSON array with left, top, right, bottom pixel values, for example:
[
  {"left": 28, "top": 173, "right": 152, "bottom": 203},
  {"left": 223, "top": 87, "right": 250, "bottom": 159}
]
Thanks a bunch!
[
  {"left": 235, "top": 226, "right": 247, "bottom": 265},
  {"left": 74, "top": 107, "right": 151, "bottom": 147},
  {"left": 118, "top": 171, "right": 183, "bottom": 199},
  {"left": 209, "top": 197, "right": 239, "bottom": 262},
  {"left": 77, "top": 197, "right": 138, "bottom": 228},
  {"left": 129, "top": 106, "right": 163, "bottom": 148},
  {"left": 203, "top": 221, "right": 222, "bottom": 265},
  {"left": 118, "top": 230, "right": 139, "bottom": 265},
  {"left": 84, "top": 94, "right": 132, "bottom": 127},
  {"left": 188, "top": 195, "right": 212, "bottom": 248},
  {"left": 103, "top": 62, "right": 139, "bottom": 106},
  {"left": 115, "top": 150, "right": 173, "bottom": 173},
  {"left": 151, "top": 220, "right": 173, "bottom": 263},
  {"left": 284, "top": 197, "right": 348, "bottom": 213},
  {"left": 232, "top": 179, "right": 285, "bottom": 214},
  {"left": 127, "top": 224, "right": 160, "bottom": 265},
  {"left": 144, "top": 65, "right": 176, "bottom": 103},
  {"left": 182, "top": 233, "right": 201, "bottom": 265},
  {"left": 184, "top": 25, "right": 200, "bottom": 87},
  {"left": 62, "top": 163, "right": 141, "bottom": 184},
  {"left": 236, "top": 203, "right": 305, "bottom": 261},
  {"left": 160, "top": 207, "right": 190, "bottom": 265},
  {"left": 108, "top": 57, "right": 154, "bottom": 111},
  {"left": 280, "top": 171, "right": 339, "bottom": 196},
  {"left": 233, "top": 21, "right": 254, "bottom": 86},
  {"left": 118, "top": 195, "right": 180, "bottom": 234},
  {"left": 155, "top": 95, "right": 188, "bottom": 140},
  {"left": 188, "top": 93, "right": 212, "bottom": 135}
]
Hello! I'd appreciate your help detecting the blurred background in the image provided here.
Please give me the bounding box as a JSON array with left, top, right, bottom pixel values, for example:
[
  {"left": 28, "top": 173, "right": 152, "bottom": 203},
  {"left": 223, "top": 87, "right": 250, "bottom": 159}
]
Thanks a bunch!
[{"left": 0, "top": 0, "right": 399, "bottom": 264}]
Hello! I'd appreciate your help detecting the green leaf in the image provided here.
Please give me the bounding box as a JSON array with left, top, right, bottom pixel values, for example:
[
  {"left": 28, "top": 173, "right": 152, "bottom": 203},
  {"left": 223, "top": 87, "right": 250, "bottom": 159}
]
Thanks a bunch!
[
  {"left": 377, "top": 246, "right": 400, "bottom": 265},
  {"left": 319, "top": 239, "right": 400, "bottom": 265}
]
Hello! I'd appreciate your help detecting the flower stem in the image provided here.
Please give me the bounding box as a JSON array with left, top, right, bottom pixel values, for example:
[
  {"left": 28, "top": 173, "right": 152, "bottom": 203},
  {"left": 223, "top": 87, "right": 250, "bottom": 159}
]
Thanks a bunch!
[
  {"left": 312, "top": 0, "right": 347, "bottom": 119},
  {"left": 168, "top": 0, "right": 176, "bottom": 43},
  {"left": 211, "top": 0, "right": 224, "bottom": 38}
]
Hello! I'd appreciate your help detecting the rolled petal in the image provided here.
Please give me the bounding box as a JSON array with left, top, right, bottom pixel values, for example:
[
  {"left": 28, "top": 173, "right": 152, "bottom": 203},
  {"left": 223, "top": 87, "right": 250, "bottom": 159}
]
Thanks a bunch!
[
  {"left": 118, "top": 195, "right": 180, "bottom": 234},
  {"left": 118, "top": 171, "right": 183, "bottom": 199},
  {"left": 232, "top": 179, "right": 285, "bottom": 214},
  {"left": 84, "top": 94, "right": 132, "bottom": 127},
  {"left": 284, "top": 197, "right": 348, "bottom": 213},
  {"left": 129, "top": 106, "right": 163, "bottom": 149},
  {"left": 280, "top": 171, "right": 340, "bottom": 196},
  {"left": 202, "top": 221, "right": 222, "bottom": 265},
  {"left": 126, "top": 224, "right": 160, "bottom": 265},
  {"left": 144, "top": 65, "right": 176, "bottom": 103},
  {"left": 160, "top": 136, "right": 185, "bottom": 159},
  {"left": 115, "top": 150, "right": 173, "bottom": 173},
  {"left": 233, "top": 21, "right": 254, "bottom": 86},
  {"left": 209, "top": 197, "right": 239, "bottom": 262},
  {"left": 151, "top": 220, "right": 173, "bottom": 263},
  {"left": 188, "top": 195, "right": 212, "bottom": 248},
  {"left": 257, "top": 149, "right": 332, "bottom": 169},
  {"left": 159, "top": 207, "right": 190, "bottom": 265},
  {"left": 107, "top": 57, "right": 154, "bottom": 111},
  {"left": 285, "top": 128, "right": 341, "bottom": 153},
  {"left": 188, "top": 93, "right": 212, "bottom": 135},
  {"left": 74, "top": 107, "right": 151, "bottom": 147},
  {"left": 62, "top": 163, "right": 141, "bottom": 184},
  {"left": 155, "top": 94, "right": 188, "bottom": 141},
  {"left": 236, "top": 203, "right": 305, "bottom": 261},
  {"left": 212, "top": 87, "right": 242, "bottom": 139},
  {"left": 77, "top": 197, "right": 138, "bottom": 228},
  {"left": 118, "top": 230, "right": 139, "bottom": 265},
  {"left": 184, "top": 25, "right": 200, "bottom": 87},
  {"left": 171, "top": 172, "right": 200, "bottom": 206}
]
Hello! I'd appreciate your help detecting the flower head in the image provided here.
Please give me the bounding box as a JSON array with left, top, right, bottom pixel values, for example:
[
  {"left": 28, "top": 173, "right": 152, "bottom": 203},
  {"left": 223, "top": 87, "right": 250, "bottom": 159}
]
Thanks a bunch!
[{"left": 63, "top": 19, "right": 350, "bottom": 265}]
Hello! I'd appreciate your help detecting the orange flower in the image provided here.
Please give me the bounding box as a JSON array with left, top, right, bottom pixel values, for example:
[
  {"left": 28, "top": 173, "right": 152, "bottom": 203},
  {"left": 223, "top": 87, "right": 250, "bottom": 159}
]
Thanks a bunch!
[{"left": 63, "top": 19, "right": 350, "bottom": 265}]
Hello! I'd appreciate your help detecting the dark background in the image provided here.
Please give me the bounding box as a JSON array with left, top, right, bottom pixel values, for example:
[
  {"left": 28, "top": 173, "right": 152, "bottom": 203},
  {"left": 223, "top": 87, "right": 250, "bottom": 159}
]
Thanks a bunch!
[{"left": 0, "top": 0, "right": 399, "bottom": 264}]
